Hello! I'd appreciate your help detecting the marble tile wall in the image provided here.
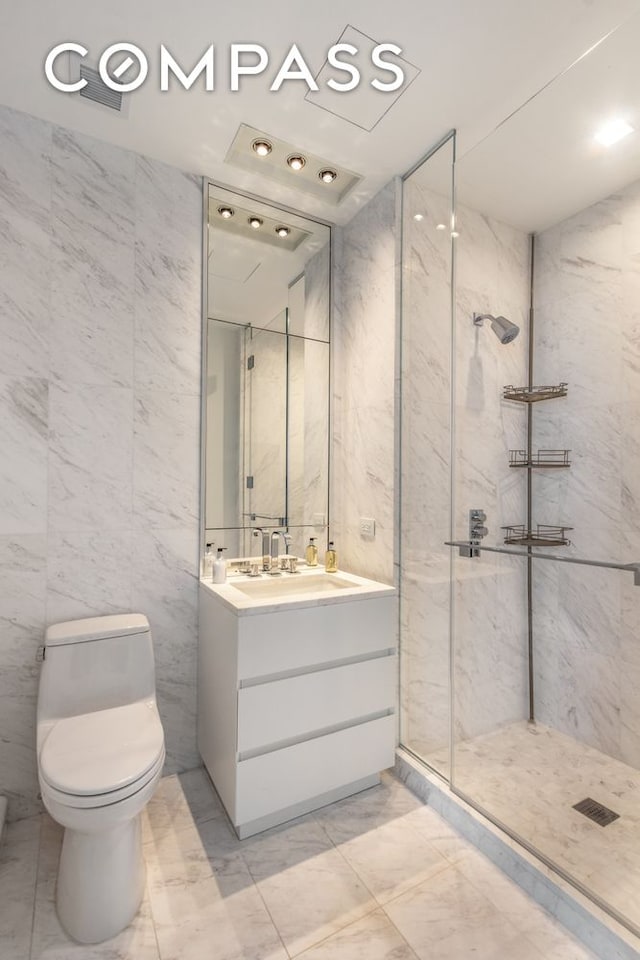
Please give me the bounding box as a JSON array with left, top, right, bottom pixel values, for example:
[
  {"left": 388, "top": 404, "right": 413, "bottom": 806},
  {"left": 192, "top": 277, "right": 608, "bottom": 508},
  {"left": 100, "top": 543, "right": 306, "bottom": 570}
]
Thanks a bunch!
[
  {"left": 452, "top": 199, "right": 531, "bottom": 747},
  {"left": 0, "top": 104, "right": 202, "bottom": 819},
  {"left": 331, "top": 180, "right": 398, "bottom": 584},
  {"left": 400, "top": 162, "right": 531, "bottom": 765},
  {"left": 533, "top": 176, "right": 640, "bottom": 765},
  {"left": 287, "top": 248, "right": 330, "bottom": 556}
]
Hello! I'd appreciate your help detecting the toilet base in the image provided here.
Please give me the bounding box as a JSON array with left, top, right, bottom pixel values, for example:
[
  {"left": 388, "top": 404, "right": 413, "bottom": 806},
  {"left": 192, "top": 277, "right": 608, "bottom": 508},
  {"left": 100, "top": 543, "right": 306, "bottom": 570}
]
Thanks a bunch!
[{"left": 56, "top": 814, "right": 145, "bottom": 944}]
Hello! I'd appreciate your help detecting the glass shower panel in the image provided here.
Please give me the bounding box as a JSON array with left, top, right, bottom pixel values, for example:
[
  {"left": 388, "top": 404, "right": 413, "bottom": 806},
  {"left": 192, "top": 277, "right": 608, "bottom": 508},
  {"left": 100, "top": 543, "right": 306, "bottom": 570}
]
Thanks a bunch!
[
  {"left": 449, "top": 170, "right": 531, "bottom": 790},
  {"left": 446, "top": 9, "right": 640, "bottom": 934},
  {"left": 400, "top": 134, "right": 455, "bottom": 778}
]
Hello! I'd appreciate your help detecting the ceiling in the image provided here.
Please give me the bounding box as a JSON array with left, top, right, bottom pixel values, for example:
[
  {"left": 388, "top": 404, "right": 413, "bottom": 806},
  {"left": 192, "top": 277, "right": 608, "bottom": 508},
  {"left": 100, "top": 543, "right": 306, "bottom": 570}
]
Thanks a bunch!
[{"left": 1, "top": 0, "right": 639, "bottom": 226}]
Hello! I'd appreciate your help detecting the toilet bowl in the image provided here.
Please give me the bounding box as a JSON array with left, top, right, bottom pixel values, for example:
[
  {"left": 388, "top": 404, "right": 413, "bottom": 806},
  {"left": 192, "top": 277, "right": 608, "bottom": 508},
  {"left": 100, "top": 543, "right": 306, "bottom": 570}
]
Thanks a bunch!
[{"left": 37, "top": 614, "right": 165, "bottom": 944}]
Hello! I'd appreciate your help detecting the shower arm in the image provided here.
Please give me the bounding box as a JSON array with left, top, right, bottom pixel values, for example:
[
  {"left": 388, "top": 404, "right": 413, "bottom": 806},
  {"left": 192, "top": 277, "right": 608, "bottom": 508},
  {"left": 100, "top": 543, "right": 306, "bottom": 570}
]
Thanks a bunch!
[{"left": 445, "top": 539, "right": 640, "bottom": 586}]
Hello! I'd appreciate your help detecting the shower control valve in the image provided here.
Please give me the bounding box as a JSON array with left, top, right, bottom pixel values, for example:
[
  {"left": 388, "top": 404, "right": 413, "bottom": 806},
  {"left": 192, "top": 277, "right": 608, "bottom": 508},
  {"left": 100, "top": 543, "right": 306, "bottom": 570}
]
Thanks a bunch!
[{"left": 469, "top": 508, "right": 489, "bottom": 541}]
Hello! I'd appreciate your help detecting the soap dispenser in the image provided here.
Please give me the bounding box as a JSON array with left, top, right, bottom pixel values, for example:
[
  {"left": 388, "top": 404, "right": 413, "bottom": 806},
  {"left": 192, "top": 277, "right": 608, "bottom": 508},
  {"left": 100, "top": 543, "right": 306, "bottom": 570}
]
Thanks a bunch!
[
  {"left": 305, "top": 537, "right": 318, "bottom": 567},
  {"left": 325, "top": 541, "right": 338, "bottom": 574},
  {"left": 201, "top": 543, "right": 215, "bottom": 579},
  {"left": 212, "top": 547, "right": 228, "bottom": 584}
]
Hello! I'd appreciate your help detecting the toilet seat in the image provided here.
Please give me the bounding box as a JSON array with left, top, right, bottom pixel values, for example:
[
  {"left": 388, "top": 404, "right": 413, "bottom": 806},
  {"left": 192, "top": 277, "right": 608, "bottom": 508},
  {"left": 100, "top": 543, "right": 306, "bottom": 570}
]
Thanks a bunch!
[{"left": 39, "top": 700, "right": 165, "bottom": 808}]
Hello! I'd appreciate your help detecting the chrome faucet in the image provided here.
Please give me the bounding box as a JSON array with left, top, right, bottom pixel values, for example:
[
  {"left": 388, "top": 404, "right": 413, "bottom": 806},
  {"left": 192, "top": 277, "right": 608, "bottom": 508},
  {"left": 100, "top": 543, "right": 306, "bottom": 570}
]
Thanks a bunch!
[
  {"left": 270, "top": 531, "right": 284, "bottom": 573},
  {"left": 252, "top": 527, "right": 271, "bottom": 570}
]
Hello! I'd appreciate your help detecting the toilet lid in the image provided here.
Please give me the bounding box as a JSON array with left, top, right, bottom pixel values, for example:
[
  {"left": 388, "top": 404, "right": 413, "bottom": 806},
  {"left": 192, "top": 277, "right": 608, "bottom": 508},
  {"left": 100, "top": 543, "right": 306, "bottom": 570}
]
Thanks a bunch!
[{"left": 40, "top": 700, "right": 165, "bottom": 797}]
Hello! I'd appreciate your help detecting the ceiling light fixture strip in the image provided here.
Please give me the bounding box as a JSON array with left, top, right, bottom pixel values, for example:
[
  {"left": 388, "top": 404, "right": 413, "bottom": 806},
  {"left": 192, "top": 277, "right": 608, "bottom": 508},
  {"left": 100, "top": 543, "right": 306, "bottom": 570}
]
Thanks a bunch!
[{"left": 251, "top": 137, "right": 338, "bottom": 184}]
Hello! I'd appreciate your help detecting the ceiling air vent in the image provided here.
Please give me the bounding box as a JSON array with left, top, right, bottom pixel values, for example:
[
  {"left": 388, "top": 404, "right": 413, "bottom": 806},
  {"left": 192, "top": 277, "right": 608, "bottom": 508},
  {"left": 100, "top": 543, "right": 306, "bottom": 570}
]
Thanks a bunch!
[{"left": 79, "top": 64, "right": 123, "bottom": 111}]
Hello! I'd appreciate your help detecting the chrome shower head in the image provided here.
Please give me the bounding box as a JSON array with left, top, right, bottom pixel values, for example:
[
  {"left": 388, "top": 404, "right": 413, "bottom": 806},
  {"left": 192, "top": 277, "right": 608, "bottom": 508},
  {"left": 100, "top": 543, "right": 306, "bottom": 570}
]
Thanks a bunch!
[{"left": 473, "top": 312, "right": 520, "bottom": 344}]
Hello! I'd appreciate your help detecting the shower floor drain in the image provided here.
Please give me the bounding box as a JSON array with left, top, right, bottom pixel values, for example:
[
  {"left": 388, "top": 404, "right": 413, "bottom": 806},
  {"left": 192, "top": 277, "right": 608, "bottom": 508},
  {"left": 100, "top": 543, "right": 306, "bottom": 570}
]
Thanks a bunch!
[{"left": 573, "top": 797, "right": 620, "bottom": 827}]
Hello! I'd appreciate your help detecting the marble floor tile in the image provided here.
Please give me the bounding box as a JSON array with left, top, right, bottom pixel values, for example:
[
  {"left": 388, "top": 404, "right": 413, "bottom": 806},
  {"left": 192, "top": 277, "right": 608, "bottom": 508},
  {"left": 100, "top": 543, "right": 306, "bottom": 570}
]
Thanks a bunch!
[
  {"left": 150, "top": 876, "right": 287, "bottom": 960},
  {"left": 384, "top": 863, "right": 542, "bottom": 960},
  {"left": 145, "top": 808, "right": 245, "bottom": 894},
  {"left": 0, "top": 766, "right": 613, "bottom": 960},
  {"left": 295, "top": 909, "right": 419, "bottom": 960},
  {"left": 0, "top": 816, "right": 40, "bottom": 960},
  {"left": 147, "top": 816, "right": 285, "bottom": 960},
  {"left": 239, "top": 815, "right": 377, "bottom": 955},
  {"left": 30, "top": 896, "right": 160, "bottom": 960},
  {"left": 404, "top": 803, "right": 476, "bottom": 865},
  {"left": 316, "top": 807, "right": 450, "bottom": 905},
  {"left": 142, "top": 767, "right": 225, "bottom": 845}
]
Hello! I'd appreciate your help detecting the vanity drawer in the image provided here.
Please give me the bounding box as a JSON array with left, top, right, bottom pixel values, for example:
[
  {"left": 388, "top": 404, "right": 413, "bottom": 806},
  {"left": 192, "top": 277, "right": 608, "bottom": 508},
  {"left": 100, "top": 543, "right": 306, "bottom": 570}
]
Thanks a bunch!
[
  {"left": 235, "top": 713, "right": 396, "bottom": 825},
  {"left": 237, "top": 654, "right": 396, "bottom": 754},
  {"left": 237, "top": 595, "right": 396, "bottom": 680}
]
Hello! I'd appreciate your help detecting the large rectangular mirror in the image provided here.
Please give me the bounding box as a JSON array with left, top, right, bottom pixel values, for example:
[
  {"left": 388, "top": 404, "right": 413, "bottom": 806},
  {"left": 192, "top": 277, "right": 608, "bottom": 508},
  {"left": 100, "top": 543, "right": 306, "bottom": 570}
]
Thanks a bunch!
[{"left": 203, "top": 183, "right": 331, "bottom": 558}]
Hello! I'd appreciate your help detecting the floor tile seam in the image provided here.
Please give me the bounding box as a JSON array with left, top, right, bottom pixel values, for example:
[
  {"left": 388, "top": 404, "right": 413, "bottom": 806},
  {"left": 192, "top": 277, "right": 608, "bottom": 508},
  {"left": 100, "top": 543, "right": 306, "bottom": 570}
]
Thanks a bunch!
[
  {"left": 439, "top": 858, "right": 556, "bottom": 943},
  {"left": 373, "top": 855, "right": 455, "bottom": 908},
  {"left": 255, "top": 815, "right": 390, "bottom": 954},
  {"left": 142, "top": 808, "right": 231, "bottom": 849},
  {"left": 378, "top": 855, "right": 542, "bottom": 944},
  {"left": 27, "top": 815, "right": 44, "bottom": 960},
  {"left": 401, "top": 805, "right": 471, "bottom": 866},
  {"left": 241, "top": 866, "right": 295, "bottom": 960},
  {"left": 374, "top": 909, "right": 425, "bottom": 960},
  {"left": 309, "top": 810, "right": 385, "bottom": 904},
  {"left": 286, "top": 903, "right": 382, "bottom": 959},
  {"left": 308, "top": 811, "right": 433, "bottom": 917},
  {"left": 142, "top": 872, "right": 165, "bottom": 960}
]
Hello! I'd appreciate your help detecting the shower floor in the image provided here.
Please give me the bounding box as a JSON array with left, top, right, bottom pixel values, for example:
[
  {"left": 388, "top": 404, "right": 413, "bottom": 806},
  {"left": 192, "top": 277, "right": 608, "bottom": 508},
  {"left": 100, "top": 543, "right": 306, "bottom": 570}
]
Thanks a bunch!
[{"left": 425, "top": 720, "right": 640, "bottom": 933}]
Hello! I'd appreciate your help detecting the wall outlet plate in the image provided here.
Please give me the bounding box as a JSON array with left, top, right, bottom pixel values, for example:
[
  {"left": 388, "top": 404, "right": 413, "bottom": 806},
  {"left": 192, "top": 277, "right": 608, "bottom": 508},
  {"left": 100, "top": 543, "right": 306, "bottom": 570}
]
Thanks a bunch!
[
  {"left": 313, "top": 514, "right": 326, "bottom": 528},
  {"left": 360, "top": 517, "right": 376, "bottom": 538}
]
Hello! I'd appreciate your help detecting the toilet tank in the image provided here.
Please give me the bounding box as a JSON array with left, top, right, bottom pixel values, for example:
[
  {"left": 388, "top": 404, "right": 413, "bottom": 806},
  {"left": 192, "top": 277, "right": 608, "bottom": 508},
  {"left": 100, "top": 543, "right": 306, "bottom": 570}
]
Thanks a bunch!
[{"left": 38, "top": 614, "right": 157, "bottom": 723}]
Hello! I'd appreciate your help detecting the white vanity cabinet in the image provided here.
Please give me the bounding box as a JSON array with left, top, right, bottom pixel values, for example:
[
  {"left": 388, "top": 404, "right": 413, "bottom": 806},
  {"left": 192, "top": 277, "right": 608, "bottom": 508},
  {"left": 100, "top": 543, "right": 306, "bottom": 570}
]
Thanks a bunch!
[{"left": 197, "top": 572, "right": 396, "bottom": 838}]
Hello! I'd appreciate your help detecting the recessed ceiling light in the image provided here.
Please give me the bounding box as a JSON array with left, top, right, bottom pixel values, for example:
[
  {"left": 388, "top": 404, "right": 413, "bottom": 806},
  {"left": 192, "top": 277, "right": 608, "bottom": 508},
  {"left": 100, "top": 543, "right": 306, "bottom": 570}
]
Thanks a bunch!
[
  {"left": 319, "top": 169, "right": 338, "bottom": 184},
  {"left": 413, "top": 213, "right": 425, "bottom": 222},
  {"left": 594, "top": 118, "right": 634, "bottom": 147},
  {"left": 435, "top": 223, "right": 446, "bottom": 230},
  {"left": 287, "top": 155, "right": 306, "bottom": 171},
  {"left": 248, "top": 216, "right": 263, "bottom": 230},
  {"left": 275, "top": 225, "right": 291, "bottom": 238},
  {"left": 218, "top": 206, "right": 234, "bottom": 219},
  {"left": 252, "top": 139, "right": 272, "bottom": 157}
]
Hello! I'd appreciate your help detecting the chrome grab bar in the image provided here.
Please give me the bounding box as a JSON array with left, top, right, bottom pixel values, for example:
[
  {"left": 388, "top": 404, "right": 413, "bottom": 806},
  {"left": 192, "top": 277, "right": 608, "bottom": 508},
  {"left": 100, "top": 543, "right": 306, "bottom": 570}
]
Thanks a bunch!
[{"left": 445, "top": 540, "right": 640, "bottom": 586}]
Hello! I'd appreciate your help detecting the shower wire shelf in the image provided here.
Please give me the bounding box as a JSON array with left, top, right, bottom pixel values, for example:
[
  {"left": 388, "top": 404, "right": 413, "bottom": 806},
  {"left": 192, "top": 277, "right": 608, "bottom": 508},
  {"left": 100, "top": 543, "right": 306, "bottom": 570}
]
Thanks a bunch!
[
  {"left": 502, "top": 523, "right": 572, "bottom": 547},
  {"left": 509, "top": 449, "right": 571, "bottom": 468},
  {"left": 503, "top": 382, "right": 568, "bottom": 403},
  {"left": 445, "top": 540, "right": 640, "bottom": 585}
]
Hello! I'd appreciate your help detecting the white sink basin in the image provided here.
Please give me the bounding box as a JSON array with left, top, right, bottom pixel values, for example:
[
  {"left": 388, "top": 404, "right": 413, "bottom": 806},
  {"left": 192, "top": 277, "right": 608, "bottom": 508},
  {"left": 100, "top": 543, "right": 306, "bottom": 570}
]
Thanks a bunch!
[
  {"left": 201, "top": 566, "right": 395, "bottom": 614},
  {"left": 233, "top": 573, "right": 354, "bottom": 600}
]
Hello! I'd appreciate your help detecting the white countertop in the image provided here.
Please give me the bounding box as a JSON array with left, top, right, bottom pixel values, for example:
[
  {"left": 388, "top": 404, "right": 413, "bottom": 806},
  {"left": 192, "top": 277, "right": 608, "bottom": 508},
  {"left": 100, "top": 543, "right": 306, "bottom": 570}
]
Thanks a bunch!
[{"left": 199, "top": 565, "right": 395, "bottom": 615}]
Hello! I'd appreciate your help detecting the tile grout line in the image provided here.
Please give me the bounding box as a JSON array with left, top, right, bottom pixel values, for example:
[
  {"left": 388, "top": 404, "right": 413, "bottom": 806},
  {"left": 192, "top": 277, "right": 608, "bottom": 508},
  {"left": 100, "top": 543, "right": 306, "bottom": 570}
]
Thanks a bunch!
[
  {"left": 307, "top": 810, "right": 421, "bottom": 959},
  {"left": 142, "top": 864, "right": 164, "bottom": 960},
  {"left": 28, "top": 814, "right": 44, "bottom": 960},
  {"left": 231, "top": 845, "right": 295, "bottom": 960}
]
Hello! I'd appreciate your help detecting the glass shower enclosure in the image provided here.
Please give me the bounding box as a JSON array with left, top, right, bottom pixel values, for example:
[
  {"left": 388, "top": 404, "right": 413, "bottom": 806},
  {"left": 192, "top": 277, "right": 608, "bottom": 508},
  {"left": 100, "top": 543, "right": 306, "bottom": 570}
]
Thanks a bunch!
[{"left": 400, "top": 11, "right": 640, "bottom": 937}]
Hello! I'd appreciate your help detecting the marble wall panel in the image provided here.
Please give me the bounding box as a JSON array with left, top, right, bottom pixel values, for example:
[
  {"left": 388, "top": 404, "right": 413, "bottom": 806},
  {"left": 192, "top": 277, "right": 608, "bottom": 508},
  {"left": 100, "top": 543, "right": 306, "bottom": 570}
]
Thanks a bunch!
[
  {"left": 0, "top": 109, "right": 51, "bottom": 381},
  {"left": 533, "top": 175, "right": 640, "bottom": 766},
  {"left": 0, "top": 105, "right": 202, "bottom": 819},
  {"left": 331, "top": 180, "right": 397, "bottom": 584}
]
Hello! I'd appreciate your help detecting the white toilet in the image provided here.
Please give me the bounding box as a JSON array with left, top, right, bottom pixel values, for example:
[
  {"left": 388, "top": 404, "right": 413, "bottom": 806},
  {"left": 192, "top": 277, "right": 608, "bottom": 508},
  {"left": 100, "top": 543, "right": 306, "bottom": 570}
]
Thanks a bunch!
[{"left": 37, "top": 613, "right": 165, "bottom": 944}]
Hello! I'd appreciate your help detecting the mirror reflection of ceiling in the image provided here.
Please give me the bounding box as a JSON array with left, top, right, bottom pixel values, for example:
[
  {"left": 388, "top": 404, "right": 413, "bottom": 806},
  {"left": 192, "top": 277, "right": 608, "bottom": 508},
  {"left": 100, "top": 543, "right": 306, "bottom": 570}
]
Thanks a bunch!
[
  {"left": 415, "top": 10, "right": 640, "bottom": 233},
  {"left": 208, "top": 185, "right": 330, "bottom": 328}
]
